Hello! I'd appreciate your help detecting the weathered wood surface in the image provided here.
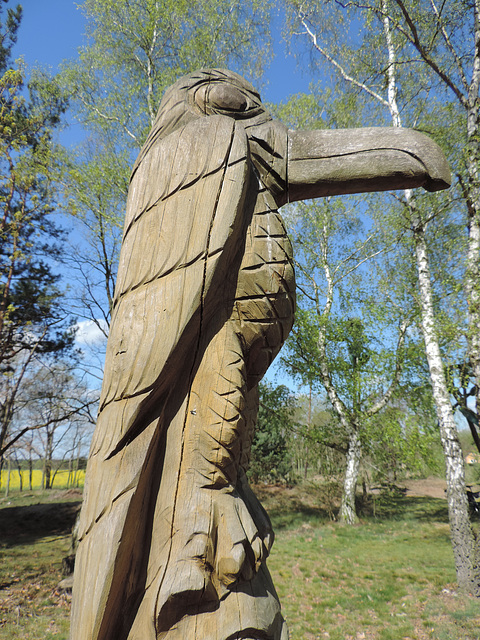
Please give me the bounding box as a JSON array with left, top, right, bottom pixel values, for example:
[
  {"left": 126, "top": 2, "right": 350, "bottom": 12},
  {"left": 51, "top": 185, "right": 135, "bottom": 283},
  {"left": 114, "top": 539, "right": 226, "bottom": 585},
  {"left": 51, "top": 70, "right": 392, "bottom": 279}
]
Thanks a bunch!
[{"left": 71, "top": 68, "right": 450, "bottom": 640}]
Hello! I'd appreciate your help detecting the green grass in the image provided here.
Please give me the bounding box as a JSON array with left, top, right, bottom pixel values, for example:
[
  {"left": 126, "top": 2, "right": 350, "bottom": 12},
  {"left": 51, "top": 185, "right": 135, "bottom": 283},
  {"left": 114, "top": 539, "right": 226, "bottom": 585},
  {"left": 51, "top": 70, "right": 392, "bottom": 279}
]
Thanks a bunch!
[
  {"left": 256, "top": 484, "right": 480, "bottom": 640},
  {"left": 0, "top": 489, "right": 81, "bottom": 639},
  {"left": 1, "top": 483, "right": 480, "bottom": 639}
]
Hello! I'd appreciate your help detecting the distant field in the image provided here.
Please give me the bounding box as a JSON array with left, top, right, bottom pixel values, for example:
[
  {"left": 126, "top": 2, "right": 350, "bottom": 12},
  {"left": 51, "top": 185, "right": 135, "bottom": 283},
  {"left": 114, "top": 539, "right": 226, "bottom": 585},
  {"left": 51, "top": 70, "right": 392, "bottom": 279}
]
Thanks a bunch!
[{"left": 0, "top": 469, "right": 85, "bottom": 492}]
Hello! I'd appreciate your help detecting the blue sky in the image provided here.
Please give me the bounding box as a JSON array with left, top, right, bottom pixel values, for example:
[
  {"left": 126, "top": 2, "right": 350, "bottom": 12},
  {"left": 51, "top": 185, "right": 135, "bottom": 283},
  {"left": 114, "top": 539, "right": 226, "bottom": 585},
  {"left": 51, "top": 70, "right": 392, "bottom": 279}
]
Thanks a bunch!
[
  {"left": 13, "top": 0, "right": 312, "bottom": 104},
  {"left": 11, "top": 0, "right": 306, "bottom": 388},
  {"left": 7, "top": 0, "right": 309, "bottom": 382},
  {"left": 13, "top": 1, "right": 86, "bottom": 71}
]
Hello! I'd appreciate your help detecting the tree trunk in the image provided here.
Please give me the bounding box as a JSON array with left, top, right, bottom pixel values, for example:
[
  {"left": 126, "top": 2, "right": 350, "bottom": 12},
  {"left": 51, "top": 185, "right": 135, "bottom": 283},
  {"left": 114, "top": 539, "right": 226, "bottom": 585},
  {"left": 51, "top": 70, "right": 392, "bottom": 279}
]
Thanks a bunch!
[
  {"left": 73, "top": 453, "right": 80, "bottom": 487},
  {"left": 15, "top": 461, "right": 23, "bottom": 492},
  {"left": 28, "top": 457, "right": 33, "bottom": 491},
  {"left": 339, "top": 429, "right": 361, "bottom": 524},
  {"left": 67, "top": 456, "right": 73, "bottom": 488},
  {"left": 304, "top": 385, "right": 312, "bottom": 480},
  {"left": 50, "top": 460, "right": 62, "bottom": 488},
  {"left": 382, "top": 4, "right": 479, "bottom": 592},
  {"left": 413, "top": 216, "right": 480, "bottom": 594},
  {"left": 464, "top": 19, "right": 480, "bottom": 425},
  {"left": 465, "top": 171, "right": 480, "bottom": 446},
  {"left": 44, "top": 431, "right": 53, "bottom": 490},
  {"left": 4, "top": 457, "right": 11, "bottom": 498},
  {"left": 44, "top": 461, "right": 51, "bottom": 490},
  {"left": 0, "top": 399, "right": 14, "bottom": 457}
]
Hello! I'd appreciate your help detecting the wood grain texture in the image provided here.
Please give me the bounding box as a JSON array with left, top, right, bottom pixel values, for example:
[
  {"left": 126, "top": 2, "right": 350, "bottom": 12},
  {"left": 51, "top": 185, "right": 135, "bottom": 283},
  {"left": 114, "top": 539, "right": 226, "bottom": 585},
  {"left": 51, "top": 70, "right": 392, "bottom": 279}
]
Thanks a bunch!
[{"left": 71, "top": 68, "right": 450, "bottom": 640}]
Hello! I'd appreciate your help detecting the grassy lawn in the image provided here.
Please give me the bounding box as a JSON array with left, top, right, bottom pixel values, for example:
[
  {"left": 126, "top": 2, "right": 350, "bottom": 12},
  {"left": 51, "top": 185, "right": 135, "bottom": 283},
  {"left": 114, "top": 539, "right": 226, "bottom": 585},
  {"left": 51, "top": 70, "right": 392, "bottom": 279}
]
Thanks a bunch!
[
  {"left": 259, "top": 484, "right": 480, "bottom": 640},
  {"left": 0, "top": 490, "right": 81, "bottom": 639},
  {"left": 1, "top": 483, "right": 480, "bottom": 639}
]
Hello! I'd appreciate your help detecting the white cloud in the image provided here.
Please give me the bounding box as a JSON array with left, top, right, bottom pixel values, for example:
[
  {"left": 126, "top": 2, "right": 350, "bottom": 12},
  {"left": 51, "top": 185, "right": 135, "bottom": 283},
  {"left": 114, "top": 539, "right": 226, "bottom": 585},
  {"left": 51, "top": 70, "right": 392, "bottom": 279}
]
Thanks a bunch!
[{"left": 75, "top": 320, "right": 108, "bottom": 346}]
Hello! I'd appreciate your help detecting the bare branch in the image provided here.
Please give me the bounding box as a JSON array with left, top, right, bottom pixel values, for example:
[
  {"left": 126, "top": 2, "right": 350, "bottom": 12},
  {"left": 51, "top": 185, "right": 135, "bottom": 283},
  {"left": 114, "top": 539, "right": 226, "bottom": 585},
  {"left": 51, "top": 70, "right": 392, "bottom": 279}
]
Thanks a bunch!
[
  {"left": 299, "top": 15, "right": 391, "bottom": 108},
  {"left": 428, "top": 0, "right": 469, "bottom": 94},
  {"left": 391, "top": 0, "right": 468, "bottom": 107}
]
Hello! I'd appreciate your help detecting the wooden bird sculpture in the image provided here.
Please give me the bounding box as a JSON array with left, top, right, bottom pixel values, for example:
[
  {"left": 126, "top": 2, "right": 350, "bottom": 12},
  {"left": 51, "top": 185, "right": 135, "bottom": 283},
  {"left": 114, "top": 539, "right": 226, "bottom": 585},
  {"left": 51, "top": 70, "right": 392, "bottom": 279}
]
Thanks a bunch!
[{"left": 71, "top": 68, "right": 450, "bottom": 640}]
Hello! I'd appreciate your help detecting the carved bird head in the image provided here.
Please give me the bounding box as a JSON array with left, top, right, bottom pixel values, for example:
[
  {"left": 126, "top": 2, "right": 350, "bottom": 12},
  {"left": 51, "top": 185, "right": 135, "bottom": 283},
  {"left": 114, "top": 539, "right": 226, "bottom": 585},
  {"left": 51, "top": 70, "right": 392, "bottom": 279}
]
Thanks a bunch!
[
  {"left": 136, "top": 68, "right": 451, "bottom": 200},
  {"left": 133, "top": 69, "right": 274, "bottom": 176}
]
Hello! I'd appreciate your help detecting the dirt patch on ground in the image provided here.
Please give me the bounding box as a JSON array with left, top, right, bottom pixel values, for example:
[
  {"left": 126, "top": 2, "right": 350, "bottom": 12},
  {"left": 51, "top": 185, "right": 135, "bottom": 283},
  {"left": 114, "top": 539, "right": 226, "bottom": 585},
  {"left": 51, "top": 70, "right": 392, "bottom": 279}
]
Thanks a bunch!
[{"left": 401, "top": 476, "right": 447, "bottom": 499}]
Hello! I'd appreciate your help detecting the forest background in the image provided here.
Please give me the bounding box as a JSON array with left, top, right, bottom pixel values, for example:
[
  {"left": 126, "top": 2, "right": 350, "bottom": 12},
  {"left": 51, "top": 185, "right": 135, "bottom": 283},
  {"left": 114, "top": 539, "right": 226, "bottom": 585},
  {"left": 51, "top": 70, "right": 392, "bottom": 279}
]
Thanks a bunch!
[{"left": 1, "top": 0, "right": 480, "bottom": 596}]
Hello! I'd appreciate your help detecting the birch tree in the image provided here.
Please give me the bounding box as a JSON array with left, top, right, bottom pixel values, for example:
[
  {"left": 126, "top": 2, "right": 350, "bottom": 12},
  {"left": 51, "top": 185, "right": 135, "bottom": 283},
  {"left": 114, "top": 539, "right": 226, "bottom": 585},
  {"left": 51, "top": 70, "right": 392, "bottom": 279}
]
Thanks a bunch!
[
  {"left": 377, "top": 0, "right": 480, "bottom": 430},
  {"left": 280, "top": 190, "right": 412, "bottom": 524},
  {"left": 286, "top": 0, "right": 480, "bottom": 593}
]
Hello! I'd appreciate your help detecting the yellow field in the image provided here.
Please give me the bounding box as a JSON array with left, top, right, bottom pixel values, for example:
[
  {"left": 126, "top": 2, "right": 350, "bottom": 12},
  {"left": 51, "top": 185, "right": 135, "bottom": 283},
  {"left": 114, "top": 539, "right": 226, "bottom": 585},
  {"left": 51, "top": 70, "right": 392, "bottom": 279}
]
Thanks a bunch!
[{"left": 0, "top": 468, "right": 85, "bottom": 491}]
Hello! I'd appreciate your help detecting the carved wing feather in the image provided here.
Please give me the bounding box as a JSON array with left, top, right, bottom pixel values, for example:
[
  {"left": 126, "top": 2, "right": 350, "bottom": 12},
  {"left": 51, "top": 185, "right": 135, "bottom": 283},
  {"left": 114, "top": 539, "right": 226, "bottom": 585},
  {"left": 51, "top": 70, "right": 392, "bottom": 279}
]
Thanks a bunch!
[{"left": 96, "top": 114, "right": 249, "bottom": 452}]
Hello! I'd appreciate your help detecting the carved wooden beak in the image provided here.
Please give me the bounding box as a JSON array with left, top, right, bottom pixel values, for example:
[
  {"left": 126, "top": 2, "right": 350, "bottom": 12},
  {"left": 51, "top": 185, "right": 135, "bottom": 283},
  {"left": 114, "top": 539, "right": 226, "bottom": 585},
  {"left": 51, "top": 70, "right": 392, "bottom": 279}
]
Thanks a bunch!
[{"left": 286, "top": 127, "right": 451, "bottom": 204}]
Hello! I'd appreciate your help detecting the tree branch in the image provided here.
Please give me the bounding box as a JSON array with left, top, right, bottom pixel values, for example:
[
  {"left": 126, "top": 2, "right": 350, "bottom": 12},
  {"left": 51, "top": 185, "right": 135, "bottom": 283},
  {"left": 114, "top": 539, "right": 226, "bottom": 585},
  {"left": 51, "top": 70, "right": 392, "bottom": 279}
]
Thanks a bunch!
[{"left": 299, "top": 14, "right": 391, "bottom": 109}]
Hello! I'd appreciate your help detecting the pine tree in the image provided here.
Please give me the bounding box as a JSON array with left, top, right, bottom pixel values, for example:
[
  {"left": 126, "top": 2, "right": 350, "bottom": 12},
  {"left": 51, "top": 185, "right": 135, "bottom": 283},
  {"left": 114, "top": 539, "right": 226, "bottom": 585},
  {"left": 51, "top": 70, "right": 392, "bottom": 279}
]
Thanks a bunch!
[{"left": 0, "top": 2, "right": 73, "bottom": 455}]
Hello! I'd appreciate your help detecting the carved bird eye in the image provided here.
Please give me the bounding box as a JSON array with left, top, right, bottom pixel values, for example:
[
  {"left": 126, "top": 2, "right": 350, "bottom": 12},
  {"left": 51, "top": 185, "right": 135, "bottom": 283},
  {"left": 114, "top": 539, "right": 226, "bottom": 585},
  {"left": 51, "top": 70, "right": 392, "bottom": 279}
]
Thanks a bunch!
[
  {"left": 195, "top": 83, "right": 249, "bottom": 114},
  {"left": 208, "top": 84, "right": 248, "bottom": 112}
]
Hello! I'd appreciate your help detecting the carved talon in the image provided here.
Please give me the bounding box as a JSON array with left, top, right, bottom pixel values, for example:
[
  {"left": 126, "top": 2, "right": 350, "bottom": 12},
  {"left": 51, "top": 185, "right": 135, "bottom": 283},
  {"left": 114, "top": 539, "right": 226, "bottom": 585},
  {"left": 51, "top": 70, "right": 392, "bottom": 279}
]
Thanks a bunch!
[
  {"left": 158, "top": 481, "right": 274, "bottom": 622},
  {"left": 216, "top": 543, "right": 246, "bottom": 586},
  {"left": 156, "top": 559, "right": 217, "bottom": 633},
  {"left": 214, "top": 491, "right": 260, "bottom": 586}
]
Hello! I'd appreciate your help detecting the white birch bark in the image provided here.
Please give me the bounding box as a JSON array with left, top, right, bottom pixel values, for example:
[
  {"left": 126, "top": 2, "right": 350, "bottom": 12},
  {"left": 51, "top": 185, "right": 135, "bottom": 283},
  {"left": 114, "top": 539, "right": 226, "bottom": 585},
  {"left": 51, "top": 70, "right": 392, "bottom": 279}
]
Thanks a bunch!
[
  {"left": 294, "top": 204, "right": 408, "bottom": 524},
  {"left": 390, "top": 0, "right": 480, "bottom": 460},
  {"left": 413, "top": 209, "right": 479, "bottom": 592},
  {"left": 465, "top": 0, "right": 480, "bottom": 433},
  {"left": 299, "top": 0, "right": 480, "bottom": 588},
  {"left": 382, "top": 3, "right": 479, "bottom": 594},
  {"left": 313, "top": 219, "right": 361, "bottom": 523},
  {"left": 339, "top": 429, "right": 362, "bottom": 524}
]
